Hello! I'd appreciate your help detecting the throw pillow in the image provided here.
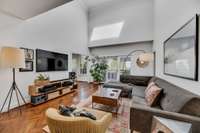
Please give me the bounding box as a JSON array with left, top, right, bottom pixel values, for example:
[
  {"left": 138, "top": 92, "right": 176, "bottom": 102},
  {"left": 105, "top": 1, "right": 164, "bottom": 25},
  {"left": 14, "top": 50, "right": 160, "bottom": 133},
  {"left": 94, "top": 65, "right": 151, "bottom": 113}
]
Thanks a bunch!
[
  {"left": 145, "top": 85, "right": 162, "bottom": 106},
  {"left": 73, "top": 109, "right": 97, "bottom": 120},
  {"left": 145, "top": 82, "right": 155, "bottom": 95},
  {"left": 58, "top": 105, "right": 97, "bottom": 120},
  {"left": 58, "top": 105, "right": 76, "bottom": 116}
]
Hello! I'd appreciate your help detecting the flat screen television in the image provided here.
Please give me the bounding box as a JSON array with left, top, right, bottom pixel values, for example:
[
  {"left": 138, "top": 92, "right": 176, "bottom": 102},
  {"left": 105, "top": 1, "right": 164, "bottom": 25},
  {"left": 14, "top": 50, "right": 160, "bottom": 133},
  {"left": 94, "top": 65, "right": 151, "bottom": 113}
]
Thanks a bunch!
[{"left": 36, "top": 49, "right": 68, "bottom": 72}]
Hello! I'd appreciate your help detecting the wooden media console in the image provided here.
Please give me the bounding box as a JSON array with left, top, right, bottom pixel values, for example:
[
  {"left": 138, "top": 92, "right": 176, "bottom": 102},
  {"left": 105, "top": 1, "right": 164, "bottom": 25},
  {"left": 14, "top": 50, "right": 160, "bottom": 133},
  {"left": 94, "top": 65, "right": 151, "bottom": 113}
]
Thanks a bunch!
[{"left": 28, "top": 79, "right": 77, "bottom": 105}]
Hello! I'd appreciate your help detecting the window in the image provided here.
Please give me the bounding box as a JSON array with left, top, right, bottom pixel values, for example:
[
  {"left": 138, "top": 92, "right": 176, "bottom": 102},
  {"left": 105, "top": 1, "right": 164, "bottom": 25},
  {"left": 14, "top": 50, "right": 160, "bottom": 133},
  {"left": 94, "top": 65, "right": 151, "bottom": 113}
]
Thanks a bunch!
[
  {"left": 80, "top": 56, "right": 87, "bottom": 75},
  {"left": 105, "top": 57, "right": 118, "bottom": 81},
  {"left": 103, "top": 56, "right": 132, "bottom": 81},
  {"left": 119, "top": 56, "right": 131, "bottom": 75},
  {"left": 107, "top": 57, "right": 118, "bottom": 71},
  {"left": 90, "top": 22, "right": 124, "bottom": 41}
]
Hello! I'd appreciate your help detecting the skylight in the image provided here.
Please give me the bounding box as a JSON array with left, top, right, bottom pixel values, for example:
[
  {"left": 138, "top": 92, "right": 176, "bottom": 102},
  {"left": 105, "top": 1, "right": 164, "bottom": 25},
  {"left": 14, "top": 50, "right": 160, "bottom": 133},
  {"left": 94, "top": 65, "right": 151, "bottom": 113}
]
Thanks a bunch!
[{"left": 90, "top": 21, "right": 124, "bottom": 41}]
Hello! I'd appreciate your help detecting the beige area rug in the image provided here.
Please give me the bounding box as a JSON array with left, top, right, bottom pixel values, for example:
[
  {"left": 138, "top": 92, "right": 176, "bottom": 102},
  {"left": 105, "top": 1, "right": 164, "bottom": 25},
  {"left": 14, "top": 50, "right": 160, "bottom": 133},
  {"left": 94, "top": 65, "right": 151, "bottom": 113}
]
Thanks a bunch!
[{"left": 43, "top": 95, "right": 132, "bottom": 133}]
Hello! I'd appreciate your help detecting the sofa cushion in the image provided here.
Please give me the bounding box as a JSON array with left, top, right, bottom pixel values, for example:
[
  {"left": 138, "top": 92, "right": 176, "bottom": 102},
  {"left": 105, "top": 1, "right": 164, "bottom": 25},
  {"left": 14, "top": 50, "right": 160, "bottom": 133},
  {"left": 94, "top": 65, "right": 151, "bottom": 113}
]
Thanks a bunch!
[
  {"left": 132, "top": 86, "right": 146, "bottom": 98},
  {"left": 145, "top": 85, "right": 162, "bottom": 106},
  {"left": 132, "top": 96, "right": 162, "bottom": 110},
  {"left": 155, "top": 78, "right": 198, "bottom": 112},
  {"left": 180, "top": 98, "right": 200, "bottom": 117},
  {"left": 103, "top": 81, "right": 133, "bottom": 98},
  {"left": 148, "top": 77, "right": 157, "bottom": 84},
  {"left": 103, "top": 81, "right": 133, "bottom": 90},
  {"left": 132, "top": 96, "right": 147, "bottom": 105},
  {"left": 120, "top": 75, "right": 151, "bottom": 86}
]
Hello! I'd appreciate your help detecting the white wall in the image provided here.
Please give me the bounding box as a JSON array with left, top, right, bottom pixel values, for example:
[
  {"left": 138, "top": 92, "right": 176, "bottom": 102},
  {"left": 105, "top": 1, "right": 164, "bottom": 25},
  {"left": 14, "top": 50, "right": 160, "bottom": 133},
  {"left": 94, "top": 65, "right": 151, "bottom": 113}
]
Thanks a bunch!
[
  {"left": 88, "top": 0, "right": 153, "bottom": 47},
  {"left": 0, "top": 0, "right": 88, "bottom": 111},
  {"left": 154, "top": 0, "right": 200, "bottom": 95},
  {"left": 90, "top": 41, "right": 154, "bottom": 76},
  {"left": 0, "top": 12, "right": 23, "bottom": 30}
]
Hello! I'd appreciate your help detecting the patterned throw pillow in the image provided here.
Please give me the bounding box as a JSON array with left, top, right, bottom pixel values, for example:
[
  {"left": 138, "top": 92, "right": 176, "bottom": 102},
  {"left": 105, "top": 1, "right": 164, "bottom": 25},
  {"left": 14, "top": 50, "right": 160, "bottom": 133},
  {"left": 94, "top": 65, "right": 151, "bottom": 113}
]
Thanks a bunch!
[
  {"left": 145, "top": 85, "right": 162, "bottom": 106},
  {"left": 145, "top": 82, "right": 155, "bottom": 95}
]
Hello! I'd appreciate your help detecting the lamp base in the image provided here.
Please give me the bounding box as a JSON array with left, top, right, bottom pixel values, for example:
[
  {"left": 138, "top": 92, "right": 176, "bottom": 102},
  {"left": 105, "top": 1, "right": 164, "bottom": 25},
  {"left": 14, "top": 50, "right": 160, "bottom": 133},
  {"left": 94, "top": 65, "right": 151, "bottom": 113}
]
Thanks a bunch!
[{"left": 0, "top": 69, "right": 26, "bottom": 114}]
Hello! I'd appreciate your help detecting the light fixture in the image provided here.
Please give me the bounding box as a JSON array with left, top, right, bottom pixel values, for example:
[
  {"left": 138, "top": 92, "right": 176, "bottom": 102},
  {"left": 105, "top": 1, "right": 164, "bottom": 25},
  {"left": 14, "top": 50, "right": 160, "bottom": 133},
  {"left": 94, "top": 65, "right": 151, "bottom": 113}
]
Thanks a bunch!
[
  {"left": 137, "top": 53, "right": 154, "bottom": 68},
  {"left": 122, "top": 50, "right": 154, "bottom": 74},
  {"left": 138, "top": 53, "right": 154, "bottom": 62},
  {"left": 0, "top": 47, "right": 26, "bottom": 113}
]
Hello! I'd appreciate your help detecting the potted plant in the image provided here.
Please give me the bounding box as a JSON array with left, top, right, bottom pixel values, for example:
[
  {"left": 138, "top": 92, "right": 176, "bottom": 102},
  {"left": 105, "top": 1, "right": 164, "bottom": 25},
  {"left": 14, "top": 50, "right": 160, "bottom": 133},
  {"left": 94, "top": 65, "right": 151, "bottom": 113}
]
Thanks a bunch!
[
  {"left": 34, "top": 74, "right": 50, "bottom": 86},
  {"left": 86, "top": 56, "right": 108, "bottom": 84}
]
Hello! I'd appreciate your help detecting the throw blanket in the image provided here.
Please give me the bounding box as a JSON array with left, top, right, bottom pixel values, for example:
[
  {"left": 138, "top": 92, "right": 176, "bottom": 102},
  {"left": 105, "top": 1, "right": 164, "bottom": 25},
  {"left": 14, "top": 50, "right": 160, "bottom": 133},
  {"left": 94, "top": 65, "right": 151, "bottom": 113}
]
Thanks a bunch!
[{"left": 58, "top": 105, "right": 97, "bottom": 120}]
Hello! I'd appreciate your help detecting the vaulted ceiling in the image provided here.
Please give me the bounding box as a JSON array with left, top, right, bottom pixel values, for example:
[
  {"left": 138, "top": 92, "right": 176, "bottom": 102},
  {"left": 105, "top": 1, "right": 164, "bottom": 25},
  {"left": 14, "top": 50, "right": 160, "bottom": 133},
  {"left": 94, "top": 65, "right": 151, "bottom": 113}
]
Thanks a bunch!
[
  {"left": 0, "top": 0, "right": 116, "bottom": 20},
  {"left": 0, "top": 0, "right": 73, "bottom": 20}
]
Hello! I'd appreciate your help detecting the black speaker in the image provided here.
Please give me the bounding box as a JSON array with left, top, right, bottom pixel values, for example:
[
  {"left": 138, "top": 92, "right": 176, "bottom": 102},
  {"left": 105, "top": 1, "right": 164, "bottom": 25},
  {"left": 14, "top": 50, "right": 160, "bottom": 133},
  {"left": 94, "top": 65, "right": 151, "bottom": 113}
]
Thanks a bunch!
[
  {"left": 38, "top": 82, "right": 62, "bottom": 93},
  {"left": 62, "top": 80, "right": 73, "bottom": 87},
  {"left": 31, "top": 95, "right": 48, "bottom": 105},
  {"left": 69, "top": 72, "right": 76, "bottom": 80}
]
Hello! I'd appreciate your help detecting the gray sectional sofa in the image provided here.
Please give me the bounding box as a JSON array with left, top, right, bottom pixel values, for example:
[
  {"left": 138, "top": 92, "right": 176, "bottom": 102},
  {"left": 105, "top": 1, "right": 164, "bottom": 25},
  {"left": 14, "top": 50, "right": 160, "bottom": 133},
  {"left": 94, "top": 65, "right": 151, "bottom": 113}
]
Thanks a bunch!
[
  {"left": 104, "top": 75, "right": 200, "bottom": 133},
  {"left": 103, "top": 75, "right": 151, "bottom": 98}
]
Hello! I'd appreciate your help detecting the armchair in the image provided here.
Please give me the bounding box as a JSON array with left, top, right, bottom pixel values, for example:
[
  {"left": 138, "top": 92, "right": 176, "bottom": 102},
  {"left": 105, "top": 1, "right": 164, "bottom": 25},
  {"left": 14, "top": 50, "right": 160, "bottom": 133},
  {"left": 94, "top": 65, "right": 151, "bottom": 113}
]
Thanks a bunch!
[{"left": 46, "top": 108, "right": 112, "bottom": 133}]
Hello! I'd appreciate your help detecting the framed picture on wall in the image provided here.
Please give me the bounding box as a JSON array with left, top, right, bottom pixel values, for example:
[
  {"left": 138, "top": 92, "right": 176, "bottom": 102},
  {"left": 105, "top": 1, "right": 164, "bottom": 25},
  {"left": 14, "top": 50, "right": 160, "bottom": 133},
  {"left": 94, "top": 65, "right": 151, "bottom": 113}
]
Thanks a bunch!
[
  {"left": 21, "top": 48, "right": 34, "bottom": 60},
  {"left": 164, "top": 14, "right": 199, "bottom": 81},
  {"left": 19, "top": 61, "right": 33, "bottom": 72},
  {"left": 19, "top": 48, "right": 34, "bottom": 72}
]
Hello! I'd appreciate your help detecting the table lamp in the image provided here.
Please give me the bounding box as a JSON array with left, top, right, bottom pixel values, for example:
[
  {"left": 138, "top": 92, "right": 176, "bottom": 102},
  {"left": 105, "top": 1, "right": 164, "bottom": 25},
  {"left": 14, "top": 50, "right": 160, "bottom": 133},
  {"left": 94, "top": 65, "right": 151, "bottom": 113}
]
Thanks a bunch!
[{"left": 0, "top": 47, "right": 26, "bottom": 113}]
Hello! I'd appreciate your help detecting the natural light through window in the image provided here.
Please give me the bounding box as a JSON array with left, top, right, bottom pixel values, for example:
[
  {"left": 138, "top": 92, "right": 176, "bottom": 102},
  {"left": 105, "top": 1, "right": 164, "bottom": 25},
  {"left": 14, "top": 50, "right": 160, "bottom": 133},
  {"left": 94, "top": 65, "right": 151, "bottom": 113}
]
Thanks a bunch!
[{"left": 90, "top": 21, "right": 124, "bottom": 41}]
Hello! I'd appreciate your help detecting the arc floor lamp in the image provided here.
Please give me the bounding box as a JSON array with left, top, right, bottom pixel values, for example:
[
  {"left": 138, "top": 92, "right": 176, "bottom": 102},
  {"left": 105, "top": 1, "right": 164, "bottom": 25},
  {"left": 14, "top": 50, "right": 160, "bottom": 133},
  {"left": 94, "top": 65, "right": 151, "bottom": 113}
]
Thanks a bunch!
[
  {"left": 0, "top": 47, "right": 26, "bottom": 113},
  {"left": 122, "top": 50, "right": 154, "bottom": 74}
]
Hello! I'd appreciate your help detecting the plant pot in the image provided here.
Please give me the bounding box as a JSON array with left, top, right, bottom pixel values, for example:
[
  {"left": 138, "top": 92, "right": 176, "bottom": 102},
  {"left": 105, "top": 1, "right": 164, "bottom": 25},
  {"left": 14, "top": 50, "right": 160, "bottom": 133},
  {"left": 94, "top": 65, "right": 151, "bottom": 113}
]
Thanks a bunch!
[
  {"left": 34, "top": 80, "right": 49, "bottom": 86},
  {"left": 93, "top": 81, "right": 100, "bottom": 85}
]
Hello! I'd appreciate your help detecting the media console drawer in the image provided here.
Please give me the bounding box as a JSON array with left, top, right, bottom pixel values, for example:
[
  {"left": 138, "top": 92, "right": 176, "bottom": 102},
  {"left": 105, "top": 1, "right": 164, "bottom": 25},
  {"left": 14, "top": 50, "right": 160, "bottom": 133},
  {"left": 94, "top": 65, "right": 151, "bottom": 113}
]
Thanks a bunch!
[
  {"left": 63, "top": 87, "right": 72, "bottom": 94},
  {"left": 48, "top": 91, "right": 60, "bottom": 100}
]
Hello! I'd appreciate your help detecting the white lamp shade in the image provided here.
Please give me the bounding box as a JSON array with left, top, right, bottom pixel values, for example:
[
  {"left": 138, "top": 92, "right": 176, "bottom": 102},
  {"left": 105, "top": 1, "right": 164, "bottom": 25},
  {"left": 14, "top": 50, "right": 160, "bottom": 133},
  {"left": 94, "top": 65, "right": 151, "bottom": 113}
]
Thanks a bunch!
[
  {"left": 138, "top": 53, "right": 154, "bottom": 62},
  {"left": 0, "top": 47, "right": 25, "bottom": 68}
]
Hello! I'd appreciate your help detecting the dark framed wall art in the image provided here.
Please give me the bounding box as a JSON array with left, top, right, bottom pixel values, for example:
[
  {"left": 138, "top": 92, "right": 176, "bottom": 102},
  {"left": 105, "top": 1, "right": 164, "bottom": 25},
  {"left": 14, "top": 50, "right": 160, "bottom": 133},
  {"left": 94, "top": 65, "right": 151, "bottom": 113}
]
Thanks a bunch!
[
  {"left": 21, "top": 48, "right": 34, "bottom": 60},
  {"left": 164, "top": 14, "right": 199, "bottom": 81},
  {"left": 19, "top": 61, "right": 33, "bottom": 72},
  {"left": 19, "top": 48, "right": 34, "bottom": 72}
]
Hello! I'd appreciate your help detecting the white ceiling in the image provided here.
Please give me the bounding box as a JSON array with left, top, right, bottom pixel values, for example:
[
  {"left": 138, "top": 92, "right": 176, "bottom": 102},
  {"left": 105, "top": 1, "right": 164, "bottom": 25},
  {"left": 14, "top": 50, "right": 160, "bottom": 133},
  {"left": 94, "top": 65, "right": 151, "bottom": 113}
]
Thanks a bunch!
[{"left": 0, "top": 0, "right": 73, "bottom": 20}]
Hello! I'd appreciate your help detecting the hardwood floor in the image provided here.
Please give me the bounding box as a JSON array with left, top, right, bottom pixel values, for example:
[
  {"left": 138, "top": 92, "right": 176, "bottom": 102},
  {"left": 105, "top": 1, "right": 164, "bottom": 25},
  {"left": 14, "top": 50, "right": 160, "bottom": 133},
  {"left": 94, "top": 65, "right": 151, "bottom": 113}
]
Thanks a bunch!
[{"left": 0, "top": 82, "right": 99, "bottom": 133}]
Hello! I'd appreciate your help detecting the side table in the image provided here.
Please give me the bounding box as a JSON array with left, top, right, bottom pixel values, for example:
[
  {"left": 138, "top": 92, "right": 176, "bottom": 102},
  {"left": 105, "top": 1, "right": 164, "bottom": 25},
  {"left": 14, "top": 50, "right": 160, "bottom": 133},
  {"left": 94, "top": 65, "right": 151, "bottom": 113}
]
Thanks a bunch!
[{"left": 151, "top": 116, "right": 192, "bottom": 133}]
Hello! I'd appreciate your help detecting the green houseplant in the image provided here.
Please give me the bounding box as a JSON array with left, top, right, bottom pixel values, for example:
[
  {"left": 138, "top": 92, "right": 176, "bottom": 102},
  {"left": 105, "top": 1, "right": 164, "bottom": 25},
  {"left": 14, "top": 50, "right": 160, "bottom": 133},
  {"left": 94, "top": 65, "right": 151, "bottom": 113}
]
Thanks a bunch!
[
  {"left": 86, "top": 56, "right": 108, "bottom": 84},
  {"left": 34, "top": 74, "right": 50, "bottom": 86}
]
